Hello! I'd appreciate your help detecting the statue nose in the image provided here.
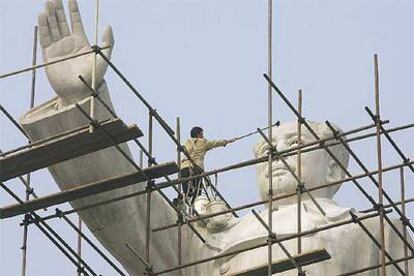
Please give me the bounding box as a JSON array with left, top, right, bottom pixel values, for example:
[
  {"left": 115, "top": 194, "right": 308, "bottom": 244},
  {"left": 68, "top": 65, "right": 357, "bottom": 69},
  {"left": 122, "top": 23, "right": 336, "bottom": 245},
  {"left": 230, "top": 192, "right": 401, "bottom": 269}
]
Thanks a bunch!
[
  {"left": 272, "top": 155, "right": 296, "bottom": 170},
  {"left": 272, "top": 157, "right": 285, "bottom": 167}
]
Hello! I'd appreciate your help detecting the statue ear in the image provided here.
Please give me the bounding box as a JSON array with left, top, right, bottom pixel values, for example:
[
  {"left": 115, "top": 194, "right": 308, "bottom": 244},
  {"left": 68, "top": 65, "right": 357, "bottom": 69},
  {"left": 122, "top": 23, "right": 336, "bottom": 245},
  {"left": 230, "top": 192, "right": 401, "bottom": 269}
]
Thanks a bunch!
[{"left": 326, "top": 159, "right": 343, "bottom": 183}]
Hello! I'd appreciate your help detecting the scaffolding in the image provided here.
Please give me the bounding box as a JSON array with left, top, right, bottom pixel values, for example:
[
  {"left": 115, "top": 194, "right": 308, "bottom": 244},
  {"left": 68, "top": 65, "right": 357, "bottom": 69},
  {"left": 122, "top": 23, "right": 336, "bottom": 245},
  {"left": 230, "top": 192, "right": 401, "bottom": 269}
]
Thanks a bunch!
[{"left": 0, "top": 1, "right": 413, "bottom": 276}]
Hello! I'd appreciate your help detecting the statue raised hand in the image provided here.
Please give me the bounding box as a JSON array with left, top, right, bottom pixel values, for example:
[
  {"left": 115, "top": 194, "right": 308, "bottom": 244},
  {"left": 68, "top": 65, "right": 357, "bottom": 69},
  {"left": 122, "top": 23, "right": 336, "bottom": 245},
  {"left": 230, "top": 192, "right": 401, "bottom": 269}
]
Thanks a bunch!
[{"left": 38, "top": 0, "right": 114, "bottom": 106}]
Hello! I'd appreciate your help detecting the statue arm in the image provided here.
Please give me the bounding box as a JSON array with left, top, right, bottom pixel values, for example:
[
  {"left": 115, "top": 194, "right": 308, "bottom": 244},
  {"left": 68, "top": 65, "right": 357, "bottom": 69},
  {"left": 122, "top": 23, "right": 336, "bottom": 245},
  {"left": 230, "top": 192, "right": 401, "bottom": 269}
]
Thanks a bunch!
[
  {"left": 18, "top": 1, "right": 206, "bottom": 274},
  {"left": 20, "top": 79, "right": 184, "bottom": 274}
]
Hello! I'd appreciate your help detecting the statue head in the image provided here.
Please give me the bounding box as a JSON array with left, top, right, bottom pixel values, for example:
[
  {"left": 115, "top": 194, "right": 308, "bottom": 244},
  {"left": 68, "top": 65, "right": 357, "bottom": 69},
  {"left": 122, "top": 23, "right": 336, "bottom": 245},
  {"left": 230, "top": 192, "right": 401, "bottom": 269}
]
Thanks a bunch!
[{"left": 253, "top": 121, "right": 350, "bottom": 204}]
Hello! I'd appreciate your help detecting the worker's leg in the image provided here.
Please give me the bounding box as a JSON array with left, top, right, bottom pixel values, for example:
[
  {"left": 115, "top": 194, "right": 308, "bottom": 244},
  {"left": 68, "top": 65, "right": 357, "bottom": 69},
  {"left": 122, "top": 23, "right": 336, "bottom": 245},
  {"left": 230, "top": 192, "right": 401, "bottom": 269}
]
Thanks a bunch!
[
  {"left": 173, "top": 167, "right": 190, "bottom": 208},
  {"left": 180, "top": 167, "right": 191, "bottom": 196},
  {"left": 184, "top": 167, "right": 200, "bottom": 212},
  {"left": 191, "top": 167, "right": 204, "bottom": 203}
]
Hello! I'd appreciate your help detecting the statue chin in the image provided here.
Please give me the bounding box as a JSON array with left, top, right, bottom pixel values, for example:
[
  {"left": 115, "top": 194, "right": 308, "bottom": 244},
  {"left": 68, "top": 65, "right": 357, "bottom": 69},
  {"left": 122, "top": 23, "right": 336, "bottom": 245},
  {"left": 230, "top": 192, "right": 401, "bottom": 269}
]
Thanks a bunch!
[
  {"left": 257, "top": 174, "right": 299, "bottom": 203},
  {"left": 274, "top": 176, "right": 296, "bottom": 193}
]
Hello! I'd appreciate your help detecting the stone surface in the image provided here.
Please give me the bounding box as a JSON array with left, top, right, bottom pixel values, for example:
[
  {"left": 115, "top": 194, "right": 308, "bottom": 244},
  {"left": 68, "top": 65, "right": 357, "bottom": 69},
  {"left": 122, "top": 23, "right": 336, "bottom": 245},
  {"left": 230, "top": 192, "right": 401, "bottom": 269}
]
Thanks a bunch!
[{"left": 18, "top": 1, "right": 414, "bottom": 275}]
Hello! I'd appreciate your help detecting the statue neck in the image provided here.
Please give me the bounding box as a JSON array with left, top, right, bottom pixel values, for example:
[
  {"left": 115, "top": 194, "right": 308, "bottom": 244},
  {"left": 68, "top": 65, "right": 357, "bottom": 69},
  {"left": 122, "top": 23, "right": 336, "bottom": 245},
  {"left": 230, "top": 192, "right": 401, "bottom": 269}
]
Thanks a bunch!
[{"left": 265, "top": 193, "right": 333, "bottom": 208}]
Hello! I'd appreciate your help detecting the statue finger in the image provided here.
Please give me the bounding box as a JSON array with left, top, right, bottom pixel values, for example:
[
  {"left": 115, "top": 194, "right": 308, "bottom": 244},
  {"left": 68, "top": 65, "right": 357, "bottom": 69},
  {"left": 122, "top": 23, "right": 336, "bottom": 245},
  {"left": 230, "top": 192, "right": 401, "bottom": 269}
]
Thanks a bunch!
[
  {"left": 68, "top": 0, "right": 87, "bottom": 37},
  {"left": 38, "top": 13, "right": 52, "bottom": 48},
  {"left": 53, "top": 0, "right": 71, "bottom": 37},
  {"left": 102, "top": 25, "right": 115, "bottom": 49},
  {"left": 96, "top": 26, "right": 114, "bottom": 71},
  {"left": 45, "top": 1, "right": 61, "bottom": 42}
]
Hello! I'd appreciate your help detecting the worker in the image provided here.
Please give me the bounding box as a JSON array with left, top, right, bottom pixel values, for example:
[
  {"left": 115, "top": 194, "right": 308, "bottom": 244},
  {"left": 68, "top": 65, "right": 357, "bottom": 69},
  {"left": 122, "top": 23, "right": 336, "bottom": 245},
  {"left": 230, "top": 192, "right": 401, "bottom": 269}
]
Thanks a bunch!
[{"left": 180, "top": 126, "right": 236, "bottom": 203}]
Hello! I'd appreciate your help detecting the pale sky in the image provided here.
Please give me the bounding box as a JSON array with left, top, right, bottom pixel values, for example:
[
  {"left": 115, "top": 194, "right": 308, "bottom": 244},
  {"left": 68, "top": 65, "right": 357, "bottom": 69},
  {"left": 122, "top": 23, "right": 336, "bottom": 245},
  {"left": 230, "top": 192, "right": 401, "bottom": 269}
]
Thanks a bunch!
[{"left": 1, "top": 0, "right": 413, "bottom": 275}]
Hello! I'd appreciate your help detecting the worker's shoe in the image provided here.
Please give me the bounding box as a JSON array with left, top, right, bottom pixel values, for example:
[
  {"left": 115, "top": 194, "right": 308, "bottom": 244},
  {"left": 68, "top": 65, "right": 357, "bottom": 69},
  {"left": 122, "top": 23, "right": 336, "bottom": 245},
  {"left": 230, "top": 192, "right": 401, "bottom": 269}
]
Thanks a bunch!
[
  {"left": 172, "top": 197, "right": 180, "bottom": 208},
  {"left": 173, "top": 197, "right": 188, "bottom": 215}
]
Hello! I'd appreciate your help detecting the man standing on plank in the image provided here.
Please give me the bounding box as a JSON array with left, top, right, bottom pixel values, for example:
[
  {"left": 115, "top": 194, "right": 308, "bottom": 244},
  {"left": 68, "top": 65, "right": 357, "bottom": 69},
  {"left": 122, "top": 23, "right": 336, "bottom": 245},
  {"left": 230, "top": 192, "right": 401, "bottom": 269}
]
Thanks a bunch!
[{"left": 180, "top": 126, "right": 236, "bottom": 202}]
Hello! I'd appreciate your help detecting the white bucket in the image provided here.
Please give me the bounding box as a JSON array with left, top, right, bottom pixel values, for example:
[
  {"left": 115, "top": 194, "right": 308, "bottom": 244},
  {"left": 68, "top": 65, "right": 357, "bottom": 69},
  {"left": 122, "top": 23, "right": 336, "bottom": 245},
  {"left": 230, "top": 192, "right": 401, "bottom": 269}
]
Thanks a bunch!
[
  {"left": 205, "top": 200, "right": 232, "bottom": 231},
  {"left": 193, "top": 195, "right": 209, "bottom": 216}
]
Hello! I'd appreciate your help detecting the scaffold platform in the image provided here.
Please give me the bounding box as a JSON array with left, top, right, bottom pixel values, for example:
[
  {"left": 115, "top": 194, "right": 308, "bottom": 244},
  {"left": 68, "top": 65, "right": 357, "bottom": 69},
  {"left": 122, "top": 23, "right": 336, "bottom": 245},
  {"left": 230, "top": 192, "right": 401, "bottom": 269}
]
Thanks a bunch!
[
  {"left": 0, "top": 118, "right": 143, "bottom": 182},
  {"left": 0, "top": 161, "right": 178, "bottom": 219}
]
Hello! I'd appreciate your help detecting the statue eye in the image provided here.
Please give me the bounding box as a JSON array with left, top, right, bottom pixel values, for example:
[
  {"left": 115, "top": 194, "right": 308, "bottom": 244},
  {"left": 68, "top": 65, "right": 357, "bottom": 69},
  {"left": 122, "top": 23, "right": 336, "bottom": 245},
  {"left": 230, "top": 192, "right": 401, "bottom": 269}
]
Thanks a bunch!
[{"left": 259, "top": 145, "right": 270, "bottom": 156}]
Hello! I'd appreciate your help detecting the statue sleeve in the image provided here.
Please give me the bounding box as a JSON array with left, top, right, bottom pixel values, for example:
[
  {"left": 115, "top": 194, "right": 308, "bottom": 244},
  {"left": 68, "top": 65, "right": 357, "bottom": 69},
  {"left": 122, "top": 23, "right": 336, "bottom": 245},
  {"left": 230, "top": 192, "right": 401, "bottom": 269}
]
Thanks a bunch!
[
  {"left": 18, "top": 82, "right": 186, "bottom": 274},
  {"left": 384, "top": 218, "right": 414, "bottom": 274}
]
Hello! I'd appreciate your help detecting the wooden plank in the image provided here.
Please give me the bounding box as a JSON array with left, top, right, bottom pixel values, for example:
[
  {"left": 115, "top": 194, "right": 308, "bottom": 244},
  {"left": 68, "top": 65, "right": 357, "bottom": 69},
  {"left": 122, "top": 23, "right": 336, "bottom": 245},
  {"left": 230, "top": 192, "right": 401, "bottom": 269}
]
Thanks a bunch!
[
  {"left": 230, "top": 248, "right": 331, "bottom": 276},
  {"left": 0, "top": 119, "right": 143, "bottom": 181},
  {"left": 0, "top": 162, "right": 178, "bottom": 219}
]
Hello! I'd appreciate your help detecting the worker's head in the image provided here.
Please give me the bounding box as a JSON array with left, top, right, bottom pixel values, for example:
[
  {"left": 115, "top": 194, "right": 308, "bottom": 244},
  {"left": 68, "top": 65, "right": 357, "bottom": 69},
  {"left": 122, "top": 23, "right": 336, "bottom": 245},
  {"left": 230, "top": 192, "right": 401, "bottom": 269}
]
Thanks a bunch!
[
  {"left": 191, "top": 126, "right": 204, "bottom": 138},
  {"left": 253, "top": 121, "right": 350, "bottom": 205}
]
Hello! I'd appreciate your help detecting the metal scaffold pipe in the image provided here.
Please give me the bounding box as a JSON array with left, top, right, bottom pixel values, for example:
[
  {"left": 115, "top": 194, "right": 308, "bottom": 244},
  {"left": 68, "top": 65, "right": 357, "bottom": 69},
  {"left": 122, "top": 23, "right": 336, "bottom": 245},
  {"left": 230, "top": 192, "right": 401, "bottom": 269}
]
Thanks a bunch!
[
  {"left": 263, "top": 74, "right": 414, "bottom": 257},
  {"left": 263, "top": 74, "right": 414, "bottom": 238},
  {"left": 22, "top": 159, "right": 413, "bottom": 231},
  {"left": 93, "top": 47, "right": 237, "bottom": 217},
  {"left": 0, "top": 46, "right": 110, "bottom": 80},
  {"left": 1, "top": 183, "right": 97, "bottom": 275},
  {"left": 89, "top": 0, "right": 100, "bottom": 134},
  {"left": 266, "top": 1, "right": 273, "bottom": 274},
  {"left": 20, "top": 25, "right": 38, "bottom": 276},
  {"left": 372, "top": 54, "right": 386, "bottom": 276},
  {"left": 296, "top": 89, "right": 303, "bottom": 257},
  {"left": 1, "top": 2, "right": 412, "bottom": 276},
  {"left": 400, "top": 167, "right": 410, "bottom": 275},
  {"left": 154, "top": 210, "right": 389, "bottom": 275},
  {"left": 76, "top": 74, "right": 206, "bottom": 243}
]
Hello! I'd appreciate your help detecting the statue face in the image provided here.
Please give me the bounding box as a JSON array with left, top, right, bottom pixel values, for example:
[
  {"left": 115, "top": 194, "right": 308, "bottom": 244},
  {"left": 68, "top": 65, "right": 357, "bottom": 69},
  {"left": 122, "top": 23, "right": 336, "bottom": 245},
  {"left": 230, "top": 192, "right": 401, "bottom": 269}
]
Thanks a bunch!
[{"left": 254, "top": 121, "right": 344, "bottom": 203}]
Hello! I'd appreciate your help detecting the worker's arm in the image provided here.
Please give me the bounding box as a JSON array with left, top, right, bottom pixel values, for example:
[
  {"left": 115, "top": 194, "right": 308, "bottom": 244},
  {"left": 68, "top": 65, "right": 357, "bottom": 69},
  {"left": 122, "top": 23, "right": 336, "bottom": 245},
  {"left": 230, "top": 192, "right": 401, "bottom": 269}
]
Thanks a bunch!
[{"left": 204, "top": 138, "right": 236, "bottom": 150}]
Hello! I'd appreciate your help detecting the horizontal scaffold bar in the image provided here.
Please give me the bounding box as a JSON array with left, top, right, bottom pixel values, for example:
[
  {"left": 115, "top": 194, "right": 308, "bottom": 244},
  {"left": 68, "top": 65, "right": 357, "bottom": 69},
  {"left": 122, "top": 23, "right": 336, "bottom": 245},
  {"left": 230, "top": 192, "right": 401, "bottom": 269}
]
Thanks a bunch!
[
  {"left": 155, "top": 211, "right": 388, "bottom": 274},
  {"left": 0, "top": 45, "right": 110, "bottom": 80},
  {"left": 231, "top": 248, "right": 330, "bottom": 276}
]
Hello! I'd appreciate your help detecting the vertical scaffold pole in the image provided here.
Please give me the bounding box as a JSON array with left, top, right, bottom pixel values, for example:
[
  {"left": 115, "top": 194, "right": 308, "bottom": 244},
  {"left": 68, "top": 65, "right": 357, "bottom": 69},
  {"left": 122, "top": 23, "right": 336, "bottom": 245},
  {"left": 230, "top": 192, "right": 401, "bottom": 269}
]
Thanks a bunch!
[
  {"left": 176, "top": 117, "right": 183, "bottom": 275},
  {"left": 374, "top": 53, "right": 386, "bottom": 276},
  {"left": 400, "top": 167, "right": 409, "bottom": 275},
  {"left": 21, "top": 25, "right": 38, "bottom": 276},
  {"left": 77, "top": 217, "right": 83, "bottom": 276},
  {"left": 146, "top": 112, "right": 153, "bottom": 263},
  {"left": 296, "top": 89, "right": 303, "bottom": 256},
  {"left": 81, "top": 0, "right": 99, "bottom": 261},
  {"left": 90, "top": 0, "right": 100, "bottom": 133},
  {"left": 140, "top": 150, "right": 144, "bottom": 168},
  {"left": 29, "top": 27, "right": 38, "bottom": 109},
  {"left": 267, "top": 0, "right": 273, "bottom": 275}
]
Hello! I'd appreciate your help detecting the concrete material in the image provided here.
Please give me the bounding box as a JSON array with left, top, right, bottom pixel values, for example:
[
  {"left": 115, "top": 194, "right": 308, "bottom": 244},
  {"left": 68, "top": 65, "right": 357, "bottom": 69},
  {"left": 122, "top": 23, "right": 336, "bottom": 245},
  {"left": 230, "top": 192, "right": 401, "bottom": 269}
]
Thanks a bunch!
[{"left": 17, "top": 1, "right": 414, "bottom": 275}]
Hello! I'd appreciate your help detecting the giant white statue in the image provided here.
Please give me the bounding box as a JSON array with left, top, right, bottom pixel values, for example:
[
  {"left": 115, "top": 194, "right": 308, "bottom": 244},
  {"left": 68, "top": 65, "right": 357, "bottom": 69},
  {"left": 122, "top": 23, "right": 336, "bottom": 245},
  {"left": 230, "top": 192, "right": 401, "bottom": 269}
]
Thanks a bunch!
[{"left": 19, "top": 1, "right": 413, "bottom": 275}]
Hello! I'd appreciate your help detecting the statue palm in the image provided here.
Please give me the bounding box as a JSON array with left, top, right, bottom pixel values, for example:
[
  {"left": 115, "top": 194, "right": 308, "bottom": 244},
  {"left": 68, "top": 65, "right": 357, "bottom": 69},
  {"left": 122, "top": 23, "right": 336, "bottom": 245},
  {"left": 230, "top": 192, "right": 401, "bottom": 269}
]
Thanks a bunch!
[{"left": 38, "top": 0, "right": 114, "bottom": 106}]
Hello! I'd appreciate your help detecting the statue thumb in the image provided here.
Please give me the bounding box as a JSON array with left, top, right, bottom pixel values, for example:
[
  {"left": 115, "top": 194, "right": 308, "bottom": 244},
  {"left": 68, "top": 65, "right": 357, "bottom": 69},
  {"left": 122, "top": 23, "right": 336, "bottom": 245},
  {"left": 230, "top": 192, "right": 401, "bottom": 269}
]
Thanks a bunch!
[
  {"left": 96, "top": 26, "right": 115, "bottom": 78},
  {"left": 101, "top": 25, "right": 115, "bottom": 58}
]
